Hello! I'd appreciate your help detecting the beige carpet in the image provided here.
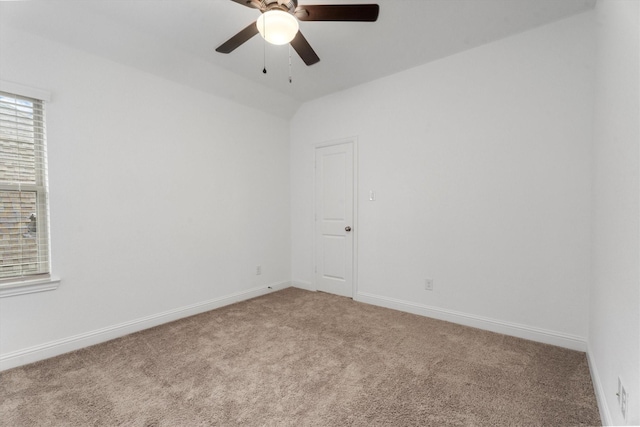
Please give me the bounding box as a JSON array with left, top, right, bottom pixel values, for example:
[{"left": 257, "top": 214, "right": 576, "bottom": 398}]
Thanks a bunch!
[{"left": 1, "top": 288, "right": 600, "bottom": 426}]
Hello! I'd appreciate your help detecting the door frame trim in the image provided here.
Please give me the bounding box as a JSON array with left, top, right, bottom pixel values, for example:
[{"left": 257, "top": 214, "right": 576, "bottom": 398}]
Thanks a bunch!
[{"left": 313, "top": 136, "right": 358, "bottom": 298}]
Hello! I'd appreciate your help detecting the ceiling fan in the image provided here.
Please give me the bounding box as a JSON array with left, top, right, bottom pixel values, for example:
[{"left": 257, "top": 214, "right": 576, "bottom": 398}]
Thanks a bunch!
[{"left": 216, "top": 0, "right": 380, "bottom": 66}]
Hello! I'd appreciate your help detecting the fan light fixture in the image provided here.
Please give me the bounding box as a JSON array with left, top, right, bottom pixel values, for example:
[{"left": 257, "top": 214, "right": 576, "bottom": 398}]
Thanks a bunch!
[{"left": 256, "top": 10, "right": 299, "bottom": 45}]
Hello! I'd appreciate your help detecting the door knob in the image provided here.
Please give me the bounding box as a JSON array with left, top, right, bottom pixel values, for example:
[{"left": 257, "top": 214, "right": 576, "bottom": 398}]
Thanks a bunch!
[{"left": 345, "top": 226, "right": 352, "bottom": 232}]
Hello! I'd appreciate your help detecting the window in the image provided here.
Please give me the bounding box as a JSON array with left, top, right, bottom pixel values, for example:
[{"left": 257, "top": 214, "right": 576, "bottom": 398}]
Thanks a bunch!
[{"left": 0, "top": 90, "right": 52, "bottom": 288}]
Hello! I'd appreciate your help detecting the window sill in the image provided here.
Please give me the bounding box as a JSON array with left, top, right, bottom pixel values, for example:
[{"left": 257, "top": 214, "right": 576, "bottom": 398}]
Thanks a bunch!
[{"left": 0, "top": 277, "right": 61, "bottom": 298}]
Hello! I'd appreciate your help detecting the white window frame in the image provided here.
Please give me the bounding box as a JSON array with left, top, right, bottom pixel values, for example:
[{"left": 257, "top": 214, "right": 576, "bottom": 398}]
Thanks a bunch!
[{"left": 0, "top": 81, "right": 59, "bottom": 298}]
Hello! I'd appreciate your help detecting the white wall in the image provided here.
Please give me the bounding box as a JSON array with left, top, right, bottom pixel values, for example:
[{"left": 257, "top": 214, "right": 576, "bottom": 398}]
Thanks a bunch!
[
  {"left": 0, "top": 28, "right": 291, "bottom": 368},
  {"left": 589, "top": 1, "right": 640, "bottom": 425},
  {"left": 291, "top": 12, "right": 595, "bottom": 349}
]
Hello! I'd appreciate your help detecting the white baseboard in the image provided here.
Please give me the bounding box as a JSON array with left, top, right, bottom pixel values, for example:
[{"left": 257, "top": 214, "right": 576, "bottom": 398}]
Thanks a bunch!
[
  {"left": 0, "top": 281, "right": 291, "bottom": 371},
  {"left": 587, "top": 347, "right": 612, "bottom": 426},
  {"left": 291, "top": 280, "right": 315, "bottom": 292},
  {"left": 355, "top": 291, "right": 587, "bottom": 351},
  {"left": 2, "top": 284, "right": 588, "bottom": 371}
]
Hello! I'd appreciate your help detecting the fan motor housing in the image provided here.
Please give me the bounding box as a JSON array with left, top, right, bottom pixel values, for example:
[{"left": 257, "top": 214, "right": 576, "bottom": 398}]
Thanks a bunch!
[{"left": 259, "top": 0, "right": 297, "bottom": 14}]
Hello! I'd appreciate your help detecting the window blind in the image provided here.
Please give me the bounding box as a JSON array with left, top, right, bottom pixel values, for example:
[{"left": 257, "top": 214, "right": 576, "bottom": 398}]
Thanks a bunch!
[{"left": 0, "top": 91, "right": 50, "bottom": 281}]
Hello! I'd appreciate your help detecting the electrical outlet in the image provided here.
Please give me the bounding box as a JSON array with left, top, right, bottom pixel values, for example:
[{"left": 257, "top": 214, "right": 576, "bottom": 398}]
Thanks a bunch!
[
  {"left": 256, "top": 265, "right": 262, "bottom": 275},
  {"left": 425, "top": 278, "right": 434, "bottom": 291},
  {"left": 621, "top": 383, "right": 627, "bottom": 420},
  {"left": 617, "top": 377, "right": 628, "bottom": 421}
]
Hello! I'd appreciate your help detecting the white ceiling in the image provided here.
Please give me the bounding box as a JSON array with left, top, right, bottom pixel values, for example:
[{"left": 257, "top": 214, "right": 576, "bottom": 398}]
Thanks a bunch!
[{"left": 1, "top": 0, "right": 596, "bottom": 118}]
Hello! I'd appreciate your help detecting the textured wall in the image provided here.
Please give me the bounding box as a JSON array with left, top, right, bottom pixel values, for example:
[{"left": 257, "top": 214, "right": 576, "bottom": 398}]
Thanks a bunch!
[
  {"left": 589, "top": 0, "right": 640, "bottom": 425},
  {"left": 291, "top": 12, "right": 595, "bottom": 344},
  {"left": 0, "top": 28, "right": 291, "bottom": 361}
]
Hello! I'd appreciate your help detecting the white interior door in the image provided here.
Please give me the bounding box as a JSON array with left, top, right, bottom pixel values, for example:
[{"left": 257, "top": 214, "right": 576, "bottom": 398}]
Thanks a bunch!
[{"left": 315, "top": 141, "right": 354, "bottom": 298}]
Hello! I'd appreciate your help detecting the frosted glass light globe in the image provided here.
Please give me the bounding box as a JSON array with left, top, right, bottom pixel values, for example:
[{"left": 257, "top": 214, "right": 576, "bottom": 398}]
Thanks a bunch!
[{"left": 256, "top": 10, "right": 299, "bottom": 45}]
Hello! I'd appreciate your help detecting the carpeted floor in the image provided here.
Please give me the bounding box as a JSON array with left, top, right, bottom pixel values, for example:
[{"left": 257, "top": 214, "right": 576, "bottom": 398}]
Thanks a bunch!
[{"left": 1, "top": 288, "right": 600, "bottom": 426}]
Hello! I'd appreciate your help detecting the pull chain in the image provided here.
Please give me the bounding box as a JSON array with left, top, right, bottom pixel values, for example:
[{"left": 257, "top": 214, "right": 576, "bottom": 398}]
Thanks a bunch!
[
  {"left": 262, "top": 15, "right": 267, "bottom": 74},
  {"left": 288, "top": 45, "right": 292, "bottom": 83}
]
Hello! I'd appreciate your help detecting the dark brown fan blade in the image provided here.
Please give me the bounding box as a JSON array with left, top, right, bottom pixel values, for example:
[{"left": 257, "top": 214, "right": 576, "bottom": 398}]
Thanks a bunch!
[
  {"left": 230, "top": 0, "right": 261, "bottom": 9},
  {"left": 216, "top": 21, "right": 259, "bottom": 53},
  {"left": 290, "top": 31, "right": 320, "bottom": 66},
  {"left": 295, "top": 4, "right": 379, "bottom": 21}
]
